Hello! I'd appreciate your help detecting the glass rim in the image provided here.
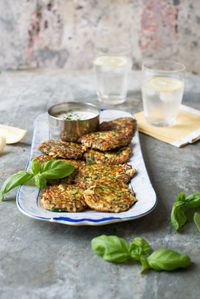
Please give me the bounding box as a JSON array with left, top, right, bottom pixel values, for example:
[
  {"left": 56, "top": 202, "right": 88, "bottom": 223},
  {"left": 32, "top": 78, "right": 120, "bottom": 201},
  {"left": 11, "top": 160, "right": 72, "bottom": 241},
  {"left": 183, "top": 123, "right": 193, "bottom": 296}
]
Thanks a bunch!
[{"left": 142, "top": 60, "right": 185, "bottom": 73}]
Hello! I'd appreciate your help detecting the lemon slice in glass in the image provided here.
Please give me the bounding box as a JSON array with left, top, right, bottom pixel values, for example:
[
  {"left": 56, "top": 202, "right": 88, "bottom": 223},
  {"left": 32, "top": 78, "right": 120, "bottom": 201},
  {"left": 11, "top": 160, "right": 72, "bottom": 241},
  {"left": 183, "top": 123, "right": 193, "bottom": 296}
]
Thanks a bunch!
[
  {"left": 149, "top": 77, "right": 183, "bottom": 92},
  {"left": 94, "top": 56, "right": 127, "bottom": 67},
  {"left": 0, "top": 125, "right": 27, "bottom": 144}
]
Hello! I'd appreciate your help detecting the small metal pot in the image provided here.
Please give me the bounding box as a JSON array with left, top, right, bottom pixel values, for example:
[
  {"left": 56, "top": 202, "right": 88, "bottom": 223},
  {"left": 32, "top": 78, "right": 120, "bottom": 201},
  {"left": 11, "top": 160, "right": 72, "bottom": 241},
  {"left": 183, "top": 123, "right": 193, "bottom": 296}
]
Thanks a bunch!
[{"left": 48, "top": 102, "right": 99, "bottom": 142}]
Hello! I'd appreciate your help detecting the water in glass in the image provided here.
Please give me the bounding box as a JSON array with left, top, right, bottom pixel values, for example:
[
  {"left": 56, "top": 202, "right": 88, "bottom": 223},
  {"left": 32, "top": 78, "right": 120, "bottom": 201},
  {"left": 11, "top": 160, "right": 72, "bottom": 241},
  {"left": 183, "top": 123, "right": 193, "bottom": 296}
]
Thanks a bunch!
[{"left": 94, "top": 56, "right": 130, "bottom": 105}]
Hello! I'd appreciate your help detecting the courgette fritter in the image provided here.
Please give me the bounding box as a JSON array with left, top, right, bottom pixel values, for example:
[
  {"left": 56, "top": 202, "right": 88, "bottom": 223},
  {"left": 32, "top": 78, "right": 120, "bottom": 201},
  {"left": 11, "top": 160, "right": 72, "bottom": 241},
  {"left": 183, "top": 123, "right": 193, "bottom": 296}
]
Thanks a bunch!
[
  {"left": 83, "top": 145, "right": 132, "bottom": 165},
  {"left": 100, "top": 117, "right": 136, "bottom": 136},
  {"left": 41, "top": 184, "right": 87, "bottom": 212},
  {"left": 74, "top": 163, "right": 136, "bottom": 189},
  {"left": 38, "top": 140, "right": 86, "bottom": 159},
  {"left": 83, "top": 179, "right": 137, "bottom": 212},
  {"left": 80, "top": 131, "right": 132, "bottom": 151}
]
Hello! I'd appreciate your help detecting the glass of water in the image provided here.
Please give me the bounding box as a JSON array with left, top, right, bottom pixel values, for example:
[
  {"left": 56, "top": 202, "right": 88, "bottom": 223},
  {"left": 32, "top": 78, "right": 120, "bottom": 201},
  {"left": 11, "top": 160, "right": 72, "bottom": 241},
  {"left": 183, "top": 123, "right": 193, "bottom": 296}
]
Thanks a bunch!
[
  {"left": 142, "top": 60, "right": 185, "bottom": 127},
  {"left": 93, "top": 54, "right": 131, "bottom": 105}
]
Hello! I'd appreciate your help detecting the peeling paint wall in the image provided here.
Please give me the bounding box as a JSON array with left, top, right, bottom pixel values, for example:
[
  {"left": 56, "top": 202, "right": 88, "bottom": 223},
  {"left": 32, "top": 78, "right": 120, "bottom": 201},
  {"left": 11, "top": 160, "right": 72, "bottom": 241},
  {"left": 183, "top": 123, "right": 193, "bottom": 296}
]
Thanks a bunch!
[{"left": 0, "top": 0, "right": 199, "bottom": 73}]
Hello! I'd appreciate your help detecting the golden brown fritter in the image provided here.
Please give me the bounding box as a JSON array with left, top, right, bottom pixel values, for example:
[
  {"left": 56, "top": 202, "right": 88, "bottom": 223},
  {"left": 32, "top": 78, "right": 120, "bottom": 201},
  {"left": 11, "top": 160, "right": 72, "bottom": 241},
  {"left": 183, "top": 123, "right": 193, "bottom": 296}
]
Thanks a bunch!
[
  {"left": 38, "top": 140, "right": 86, "bottom": 159},
  {"left": 33, "top": 155, "right": 86, "bottom": 168},
  {"left": 40, "top": 184, "right": 87, "bottom": 212},
  {"left": 80, "top": 131, "right": 132, "bottom": 151},
  {"left": 83, "top": 146, "right": 132, "bottom": 165},
  {"left": 83, "top": 179, "right": 137, "bottom": 212},
  {"left": 74, "top": 163, "right": 136, "bottom": 189},
  {"left": 100, "top": 117, "right": 136, "bottom": 136}
]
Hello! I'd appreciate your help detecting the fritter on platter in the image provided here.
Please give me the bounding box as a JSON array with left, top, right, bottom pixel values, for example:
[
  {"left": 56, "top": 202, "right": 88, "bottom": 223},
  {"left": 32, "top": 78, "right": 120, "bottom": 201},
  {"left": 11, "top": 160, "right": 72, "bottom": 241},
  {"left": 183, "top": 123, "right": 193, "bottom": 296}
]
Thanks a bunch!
[
  {"left": 100, "top": 117, "right": 136, "bottom": 136},
  {"left": 41, "top": 184, "right": 87, "bottom": 212},
  {"left": 38, "top": 140, "right": 86, "bottom": 159},
  {"left": 83, "top": 179, "right": 137, "bottom": 212},
  {"left": 74, "top": 163, "right": 136, "bottom": 189},
  {"left": 83, "top": 146, "right": 132, "bottom": 165},
  {"left": 80, "top": 131, "right": 132, "bottom": 151}
]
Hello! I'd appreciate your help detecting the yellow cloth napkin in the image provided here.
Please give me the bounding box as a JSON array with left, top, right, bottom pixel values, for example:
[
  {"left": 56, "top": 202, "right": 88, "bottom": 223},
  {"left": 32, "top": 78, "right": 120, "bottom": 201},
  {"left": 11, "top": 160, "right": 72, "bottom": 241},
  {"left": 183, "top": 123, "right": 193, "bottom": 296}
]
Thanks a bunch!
[{"left": 135, "top": 105, "right": 200, "bottom": 147}]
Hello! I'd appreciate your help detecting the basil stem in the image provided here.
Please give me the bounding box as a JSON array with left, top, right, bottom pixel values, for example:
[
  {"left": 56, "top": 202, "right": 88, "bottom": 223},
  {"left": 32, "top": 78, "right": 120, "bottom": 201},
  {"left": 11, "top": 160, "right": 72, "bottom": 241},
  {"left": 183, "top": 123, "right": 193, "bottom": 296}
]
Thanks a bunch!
[{"left": 34, "top": 174, "right": 47, "bottom": 189}]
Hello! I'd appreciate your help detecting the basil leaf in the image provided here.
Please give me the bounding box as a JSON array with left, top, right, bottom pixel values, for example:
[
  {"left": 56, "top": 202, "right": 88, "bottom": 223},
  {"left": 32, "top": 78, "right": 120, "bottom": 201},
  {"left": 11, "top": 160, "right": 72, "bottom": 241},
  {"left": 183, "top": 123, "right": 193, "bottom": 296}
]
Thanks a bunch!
[
  {"left": 34, "top": 174, "right": 47, "bottom": 189},
  {"left": 147, "top": 249, "right": 191, "bottom": 271},
  {"left": 41, "top": 160, "right": 75, "bottom": 180},
  {"left": 193, "top": 212, "right": 200, "bottom": 232},
  {"left": 183, "top": 192, "right": 200, "bottom": 208},
  {"left": 176, "top": 192, "right": 186, "bottom": 202},
  {"left": 29, "top": 159, "right": 41, "bottom": 175},
  {"left": 0, "top": 171, "right": 33, "bottom": 201},
  {"left": 91, "top": 235, "right": 131, "bottom": 263},
  {"left": 129, "top": 237, "right": 152, "bottom": 261},
  {"left": 171, "top": 201, "right": 187, "bottom": 231}
]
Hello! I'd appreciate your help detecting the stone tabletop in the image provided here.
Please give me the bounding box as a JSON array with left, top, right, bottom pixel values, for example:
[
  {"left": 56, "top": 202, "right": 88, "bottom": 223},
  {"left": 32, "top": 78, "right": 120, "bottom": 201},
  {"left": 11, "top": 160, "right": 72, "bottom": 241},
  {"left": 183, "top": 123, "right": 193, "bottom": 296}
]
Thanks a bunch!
[{"left": 0, "top": 69, "right": 199, "bottom": 299}]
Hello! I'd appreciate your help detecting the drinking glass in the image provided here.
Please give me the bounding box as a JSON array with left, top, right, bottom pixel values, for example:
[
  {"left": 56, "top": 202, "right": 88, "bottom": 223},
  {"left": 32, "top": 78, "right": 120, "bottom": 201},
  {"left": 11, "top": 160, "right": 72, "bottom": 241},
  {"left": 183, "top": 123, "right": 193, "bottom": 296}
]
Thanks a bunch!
[
  {"left": 142, "top": 60, "right": 185, "bottom": 126},
  {"left": 93, "top": 53, "right": 131, "bottom": 105}
]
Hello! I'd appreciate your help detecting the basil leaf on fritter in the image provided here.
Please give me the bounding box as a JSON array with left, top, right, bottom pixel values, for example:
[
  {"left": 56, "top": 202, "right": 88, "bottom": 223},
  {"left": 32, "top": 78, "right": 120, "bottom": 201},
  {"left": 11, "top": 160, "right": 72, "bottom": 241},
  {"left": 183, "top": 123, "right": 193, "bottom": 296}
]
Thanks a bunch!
[
  {"left": 29, "top": 159, "right": 41, "bottom": 175},
  {"left": 40, "top": 160, "right": 75, "bottom": 180}
]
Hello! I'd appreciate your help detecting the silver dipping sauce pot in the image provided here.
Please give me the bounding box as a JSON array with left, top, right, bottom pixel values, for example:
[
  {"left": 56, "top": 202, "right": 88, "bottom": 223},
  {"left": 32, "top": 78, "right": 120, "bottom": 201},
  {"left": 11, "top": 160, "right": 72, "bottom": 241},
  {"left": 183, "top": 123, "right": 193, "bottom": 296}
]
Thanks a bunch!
[{"left": 48, "top": 102, "right": 100, "bottom": 142}]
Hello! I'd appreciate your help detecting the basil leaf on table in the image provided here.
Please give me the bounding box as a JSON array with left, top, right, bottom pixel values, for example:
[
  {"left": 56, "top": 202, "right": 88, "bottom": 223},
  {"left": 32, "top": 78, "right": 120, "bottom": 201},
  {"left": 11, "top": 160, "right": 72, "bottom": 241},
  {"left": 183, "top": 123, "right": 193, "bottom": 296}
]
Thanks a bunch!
[
  {"left": 171, "top": 201, "right": 187, "bottom": 231},
  {"left": 0, "top": 171, "right": 33, "bottom": 201},
  {"left": 176, "top": 192, "right": 186, "bottom": 202},
  {"left": 91, "top": 235, "right": 131, "bottom": 263},
  {"left": 41, "top": 160, "right": 75, "bottom": 180},
  {"left": 182, "top": 192, "right": 200, "bottom": 208},
  {"left": 129, "top": 237, "right": 152, "bottom": 261},
  {"left": 171, "top": 192, "right": 200, "bottom": 231},
  {"left": 146, "top": 249, "right": 191, "bottom": 272},
  {"left": 193, "top": 212, "right": 200, "bottom": 232}
]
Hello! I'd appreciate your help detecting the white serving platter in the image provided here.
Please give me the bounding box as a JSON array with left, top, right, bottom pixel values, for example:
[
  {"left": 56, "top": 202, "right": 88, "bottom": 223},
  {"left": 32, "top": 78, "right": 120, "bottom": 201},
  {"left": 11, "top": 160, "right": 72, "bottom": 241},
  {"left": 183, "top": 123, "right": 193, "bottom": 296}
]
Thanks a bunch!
[{"left": 17, "top": 110, "right": 157, "bottom": 226}]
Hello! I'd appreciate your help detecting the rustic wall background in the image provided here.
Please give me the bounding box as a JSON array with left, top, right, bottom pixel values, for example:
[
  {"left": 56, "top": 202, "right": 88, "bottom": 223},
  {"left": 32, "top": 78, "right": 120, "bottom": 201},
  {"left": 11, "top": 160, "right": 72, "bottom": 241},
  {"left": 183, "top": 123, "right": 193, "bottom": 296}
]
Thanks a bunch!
[{"left": 0, "top": 0, "right": 199, "bottom": 73}]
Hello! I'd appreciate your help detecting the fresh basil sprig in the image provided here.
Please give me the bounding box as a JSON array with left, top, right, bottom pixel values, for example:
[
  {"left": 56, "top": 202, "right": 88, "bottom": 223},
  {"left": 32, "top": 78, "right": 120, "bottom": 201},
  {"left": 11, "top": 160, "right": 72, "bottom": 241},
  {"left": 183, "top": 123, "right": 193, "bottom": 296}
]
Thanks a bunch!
[
  {"left": 171, "top": 192, "right": 200, "bottom": 231},
  {"left": 91, "top": 235, "right": 191, "bottom": 273},
  {"left": 0, "top": 159, "right": 75, "bottom": 201}
]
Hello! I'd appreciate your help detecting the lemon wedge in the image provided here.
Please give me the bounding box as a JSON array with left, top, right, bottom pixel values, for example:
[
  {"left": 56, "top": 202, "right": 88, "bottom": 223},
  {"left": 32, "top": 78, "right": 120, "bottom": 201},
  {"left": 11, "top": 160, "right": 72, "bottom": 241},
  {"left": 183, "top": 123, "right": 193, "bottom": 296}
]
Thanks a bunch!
[
  {"left": 0, "top": 125, "right": 27, "bottom": 144},
  {"left": 0, "top": 136, "right": 6, "bottom": 153},
  {"left": 149, "top": 77, "right": 183, "bottom": 93},
  {"left": 94, "top": 56, "right": 127, "bottom": 68}
]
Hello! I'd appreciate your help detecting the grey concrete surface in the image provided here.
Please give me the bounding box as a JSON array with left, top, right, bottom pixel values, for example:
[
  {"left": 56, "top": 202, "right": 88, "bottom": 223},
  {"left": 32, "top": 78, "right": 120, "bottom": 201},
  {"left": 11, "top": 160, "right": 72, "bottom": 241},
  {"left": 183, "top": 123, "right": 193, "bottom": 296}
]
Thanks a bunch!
[{"left": 0, "top": 69, "right": 199, "bottom": 299}]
